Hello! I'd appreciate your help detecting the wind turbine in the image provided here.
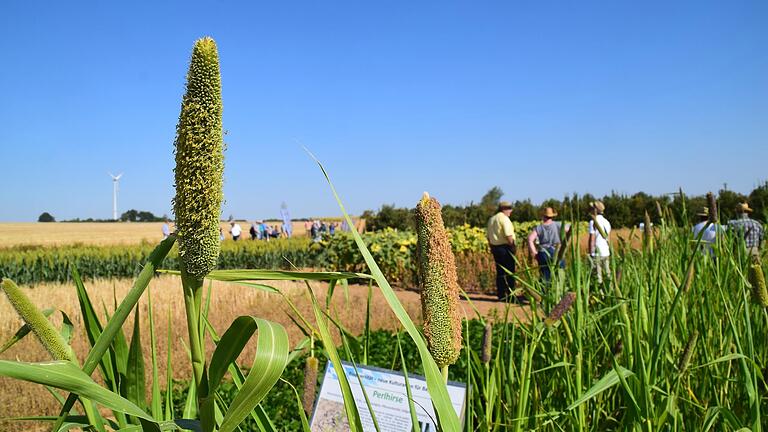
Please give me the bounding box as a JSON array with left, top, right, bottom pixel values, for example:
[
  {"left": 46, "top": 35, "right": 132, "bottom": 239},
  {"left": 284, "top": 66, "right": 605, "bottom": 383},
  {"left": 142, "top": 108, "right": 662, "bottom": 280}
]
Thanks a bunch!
[{"left": 109, "top": 172, "right": 123, "bottom": 220}]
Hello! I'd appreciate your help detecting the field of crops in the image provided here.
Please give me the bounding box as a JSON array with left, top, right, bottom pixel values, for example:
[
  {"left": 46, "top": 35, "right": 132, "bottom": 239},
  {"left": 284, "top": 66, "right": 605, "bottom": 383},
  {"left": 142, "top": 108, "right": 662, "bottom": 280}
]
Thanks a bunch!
[
  {"left": 2, "top": 34, "right": 766, "bottom": 432},
  {"left": 0, "top": 221, "right": 312, "bottom": 248},
  {"left": 2, "top": 213, "right": 767, "bottom": 430}
]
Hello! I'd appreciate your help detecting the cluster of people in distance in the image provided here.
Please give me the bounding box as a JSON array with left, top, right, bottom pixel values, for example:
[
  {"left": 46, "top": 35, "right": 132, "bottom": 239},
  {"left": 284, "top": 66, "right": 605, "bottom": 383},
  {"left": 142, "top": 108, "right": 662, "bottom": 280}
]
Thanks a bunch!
[
  {"left": 245, "top": 220, "right": 291, "bottom": 241},
  {"left": 487, "top": 200, "right": 764, "bottom": 303},
  {"left": 304, "top": 219, "right": 344, "bottom": 242},
  {"left": 693, "top": 202, "right": 764, "bottom": 257},
  {"left": 162, "top": 219, "right": 293, "bottom": 242}
]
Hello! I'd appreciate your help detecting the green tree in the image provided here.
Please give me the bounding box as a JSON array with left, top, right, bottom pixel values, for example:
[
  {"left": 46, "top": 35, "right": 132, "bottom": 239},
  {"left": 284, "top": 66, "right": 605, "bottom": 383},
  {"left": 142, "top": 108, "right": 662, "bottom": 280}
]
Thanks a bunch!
[
  {"left": 748, "top": 181, "right": 768, "bottom": 222},
  {"left": 37, "top": 212, "right": 55, "bottom": 222}
]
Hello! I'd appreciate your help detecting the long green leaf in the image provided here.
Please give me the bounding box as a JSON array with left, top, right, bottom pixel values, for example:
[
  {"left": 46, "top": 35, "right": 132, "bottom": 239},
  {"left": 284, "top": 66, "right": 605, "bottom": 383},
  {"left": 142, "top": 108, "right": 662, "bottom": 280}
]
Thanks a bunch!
[
  {"left": 148, "top": 286, "right": 163, "bottom": 419},
  {"left": 125, "top": 307, "right": 146, "bottom": 412},
  {"left": 309, "top": 286, "right": 364, "bottom": 431},
  {"left": 566, "top": 367, "right": 634, "bottom": 411},
  {"left": 0, "top": 360, "right": 154, "bottom": 421},
  {"left": 311, "top": 153, "right": 462, "bottom": 431},
  {"left": 160, "top": 268, "right": 371, "bottom": 282},
  {"left": 53, "top": 234, "right": 176, "bottom": 430},
  {"left": 214, "top": 317, "right": 290, "bottom": 432}
]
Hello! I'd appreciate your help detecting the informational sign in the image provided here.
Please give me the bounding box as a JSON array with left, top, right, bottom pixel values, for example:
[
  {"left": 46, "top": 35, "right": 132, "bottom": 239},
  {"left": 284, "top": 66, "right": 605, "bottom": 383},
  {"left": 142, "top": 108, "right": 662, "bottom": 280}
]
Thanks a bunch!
[{"left": 310, "top": 361, "right": 466, "bottom": 432}]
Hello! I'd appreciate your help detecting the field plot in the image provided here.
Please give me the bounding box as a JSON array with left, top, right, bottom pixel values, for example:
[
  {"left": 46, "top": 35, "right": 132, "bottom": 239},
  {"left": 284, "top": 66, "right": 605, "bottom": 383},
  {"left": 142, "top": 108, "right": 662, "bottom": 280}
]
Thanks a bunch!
[
  {"left": 0, "top": 275, "right": 521, "bottom": 429},
  {"left": 0, "top": 221, "right": 311, "bottom": 248}
]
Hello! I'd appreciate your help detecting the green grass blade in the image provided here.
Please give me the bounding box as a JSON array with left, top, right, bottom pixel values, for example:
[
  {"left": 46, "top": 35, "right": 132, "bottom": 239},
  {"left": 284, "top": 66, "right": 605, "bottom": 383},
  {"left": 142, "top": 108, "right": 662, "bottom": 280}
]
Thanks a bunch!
[
  {"left": 125, "top": 307, "right": 147, "bottom": 412},
  {"left": 164, "top": 305, "right": 174, "bottom": 421},
  {"left": 53, "top": 234, "right": 176, "bottom": 431},
  {"left": 217, "top": 317, "right": 290, "bottom": 432},
  {"left": 308, "top": 286, "right": 364, "bottom": 431},
  {"left": 71, "top": 265, "right": 118, "bottom": 388},
  {"left": 148, "top": 287, "right": 163, "bottom": 419},
  {"left": 0, "top": 360, "right": 154, "bottom": 421},
  {"left": 161, "top": 268, "right": 371, "bottom": 282},
  {"left": 311, "top": 153, "right": 462, "bottom": 431},
  {"left": 397, "top": 333, "right": 421, "bottom": 432},
  {"left": 566, "top": 367, "right": 634, "bottom": 411}
]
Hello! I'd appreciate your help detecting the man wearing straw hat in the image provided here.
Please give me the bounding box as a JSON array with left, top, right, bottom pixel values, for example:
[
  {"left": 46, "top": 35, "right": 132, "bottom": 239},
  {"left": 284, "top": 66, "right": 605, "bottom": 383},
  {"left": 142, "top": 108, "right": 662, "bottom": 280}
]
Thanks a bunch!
[
  {"left": 728, "top": 202, "right": 764, "bottom": 256},
  {"left": 588, "top": 201, "right": 612, "bottom": 285},
  {"left": 486, "top": 201, "right": 518, "bottom": 302},
  {"left": 528, "top": 207, "right": 565, "bottom": 283}
]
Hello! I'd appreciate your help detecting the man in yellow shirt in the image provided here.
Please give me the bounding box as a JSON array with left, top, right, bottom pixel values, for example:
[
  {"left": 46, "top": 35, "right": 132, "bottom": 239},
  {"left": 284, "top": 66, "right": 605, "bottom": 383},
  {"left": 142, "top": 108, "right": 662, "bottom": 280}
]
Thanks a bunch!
[{"left": 487, "top": 201, "right": 517, "bottom": 301}]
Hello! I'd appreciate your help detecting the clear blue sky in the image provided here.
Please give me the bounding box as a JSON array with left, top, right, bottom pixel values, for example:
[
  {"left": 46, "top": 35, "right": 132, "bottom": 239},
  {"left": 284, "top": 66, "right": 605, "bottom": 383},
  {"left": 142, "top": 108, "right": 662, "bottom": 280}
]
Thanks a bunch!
[{"left": 1, "top": 1, "right": 766, "bottom": 222}]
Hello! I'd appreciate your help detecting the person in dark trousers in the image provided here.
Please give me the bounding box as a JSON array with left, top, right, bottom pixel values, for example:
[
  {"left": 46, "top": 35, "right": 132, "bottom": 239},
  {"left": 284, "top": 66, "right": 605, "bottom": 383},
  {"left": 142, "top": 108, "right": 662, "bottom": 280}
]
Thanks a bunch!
[
  {"left": 528, "top": 207, "right": 566, "bottom": 283},
  {"left": 486, "top": 201, "right": 518, "bottom": 302}
]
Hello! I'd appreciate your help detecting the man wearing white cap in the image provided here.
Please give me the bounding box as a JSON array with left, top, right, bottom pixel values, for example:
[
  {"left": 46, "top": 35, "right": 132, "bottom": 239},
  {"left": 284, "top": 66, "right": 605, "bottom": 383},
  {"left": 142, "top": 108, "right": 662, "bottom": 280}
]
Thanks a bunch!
[{"left": 728, "top": 202, "right": 764, "bottom": 256}]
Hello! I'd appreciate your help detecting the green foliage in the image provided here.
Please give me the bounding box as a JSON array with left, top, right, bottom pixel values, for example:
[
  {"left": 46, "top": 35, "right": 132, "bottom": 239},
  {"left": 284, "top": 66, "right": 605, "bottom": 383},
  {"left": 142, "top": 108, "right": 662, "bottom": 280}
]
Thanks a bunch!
[
  {"left": 119, "top": 209, "right": 164, "bottom": 222},
  {"left": 38, "top": 212, "right": 55, "bottom": 222},
  {"left": 364, "top": 186, "right": 768, "bottom": 229},
  {"left": 173, "top": 36, "right": 225, "bottom": 279}
]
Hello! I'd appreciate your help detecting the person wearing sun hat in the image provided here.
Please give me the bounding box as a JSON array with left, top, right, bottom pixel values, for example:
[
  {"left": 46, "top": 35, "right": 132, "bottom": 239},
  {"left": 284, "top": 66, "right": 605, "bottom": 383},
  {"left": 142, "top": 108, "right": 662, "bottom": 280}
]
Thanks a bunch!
[
  {"left": 486, "top": 201, "right": 518, "bottom": 302},
  {"left": 728, "top": 202, "right": 764, "bottom": 256},
  {"left": 588, "top": 201, "right": 612, "bottom": 285},
  {"left": 692, "top": 207, "right": 721, "bottom": 255},
  {"left": 528, "top": 207, "right": 566, "bottom": 283}
]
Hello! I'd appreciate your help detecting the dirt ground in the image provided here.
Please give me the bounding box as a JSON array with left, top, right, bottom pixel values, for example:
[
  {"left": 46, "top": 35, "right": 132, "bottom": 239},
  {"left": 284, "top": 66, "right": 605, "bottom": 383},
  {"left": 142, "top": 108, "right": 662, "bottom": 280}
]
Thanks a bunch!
[{"left": 0, "top": 275, "right": 527, "bottom": 428}]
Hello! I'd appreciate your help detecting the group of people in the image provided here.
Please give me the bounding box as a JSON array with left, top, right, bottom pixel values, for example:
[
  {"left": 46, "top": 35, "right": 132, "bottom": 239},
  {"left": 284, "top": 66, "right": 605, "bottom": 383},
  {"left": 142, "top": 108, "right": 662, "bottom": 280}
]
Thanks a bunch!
[
  {"left": 693, "top": 202, "right": 764, "bottom": 256},
  {"left": 304, "top": 220, "right": 344, "bottom": 242},
  {"left": 210, "top": 220, "right": 292, "bottom": 242},
  {"left": 487, "top": 200, "right": 764, "bottom": 303}
]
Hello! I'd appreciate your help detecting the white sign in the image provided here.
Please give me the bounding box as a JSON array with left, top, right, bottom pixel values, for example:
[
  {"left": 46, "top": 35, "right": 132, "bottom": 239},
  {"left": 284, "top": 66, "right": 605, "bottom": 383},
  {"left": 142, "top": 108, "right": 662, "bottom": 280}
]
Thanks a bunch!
[{"left": 310, "top": 361, "right": 466, "bottom": 432}]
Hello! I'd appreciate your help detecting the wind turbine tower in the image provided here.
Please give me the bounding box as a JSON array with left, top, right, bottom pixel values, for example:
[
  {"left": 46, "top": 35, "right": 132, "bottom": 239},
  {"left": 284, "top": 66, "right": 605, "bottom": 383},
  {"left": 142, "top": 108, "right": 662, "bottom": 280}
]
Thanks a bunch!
[{"left": 109, "top": 172, "right": 123, "bottom": 220}]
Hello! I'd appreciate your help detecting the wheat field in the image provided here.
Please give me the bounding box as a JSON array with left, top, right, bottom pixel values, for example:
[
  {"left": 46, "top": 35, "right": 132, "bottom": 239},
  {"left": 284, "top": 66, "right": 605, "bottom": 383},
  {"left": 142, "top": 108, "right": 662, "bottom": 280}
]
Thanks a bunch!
[{"left": 0, "top": 222, "right": 314, "bottom": 248}]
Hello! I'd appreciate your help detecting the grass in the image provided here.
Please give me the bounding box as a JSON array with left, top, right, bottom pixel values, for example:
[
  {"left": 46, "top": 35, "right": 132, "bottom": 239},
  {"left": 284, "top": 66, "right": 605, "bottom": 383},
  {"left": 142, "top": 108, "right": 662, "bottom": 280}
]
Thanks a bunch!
[{"left": 0, "top": 275, "right": 522, "bottom": 430}]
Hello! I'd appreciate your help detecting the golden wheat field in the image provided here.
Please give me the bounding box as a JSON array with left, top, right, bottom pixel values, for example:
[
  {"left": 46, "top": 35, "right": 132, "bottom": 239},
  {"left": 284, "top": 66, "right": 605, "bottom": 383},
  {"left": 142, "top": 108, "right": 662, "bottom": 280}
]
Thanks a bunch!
[
  {"left": 0, "top": 222, "right": 315, "bottom": 248},
  {"left": 0, "top": 275, "right": 522, "bottom": 430}
]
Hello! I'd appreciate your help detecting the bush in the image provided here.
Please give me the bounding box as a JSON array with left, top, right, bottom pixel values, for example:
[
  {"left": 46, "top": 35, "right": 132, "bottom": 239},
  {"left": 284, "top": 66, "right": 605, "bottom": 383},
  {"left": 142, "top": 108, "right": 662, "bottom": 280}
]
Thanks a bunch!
[{"left": 37, "top": 212, "right": 55, "bottom": 223}]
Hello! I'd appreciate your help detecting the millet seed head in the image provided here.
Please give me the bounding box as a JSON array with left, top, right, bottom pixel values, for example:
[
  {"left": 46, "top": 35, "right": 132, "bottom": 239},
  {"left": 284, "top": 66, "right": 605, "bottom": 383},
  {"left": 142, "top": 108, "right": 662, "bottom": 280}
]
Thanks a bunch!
[
  {"left": 415, "top": 193, "right": 462, "bottom": 368},
  {"left": 1, "top": 278, "right": 76, "bottom": 363},
  {"left": 172, "top": 36, "right": 225, "bottom": 279}
]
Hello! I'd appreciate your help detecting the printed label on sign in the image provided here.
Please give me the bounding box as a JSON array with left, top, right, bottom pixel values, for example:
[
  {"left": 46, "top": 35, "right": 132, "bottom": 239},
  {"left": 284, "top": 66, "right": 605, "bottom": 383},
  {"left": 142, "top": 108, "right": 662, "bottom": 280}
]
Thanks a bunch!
[{"left": 309, "top": 361, "right": 466, "bottom": 431}]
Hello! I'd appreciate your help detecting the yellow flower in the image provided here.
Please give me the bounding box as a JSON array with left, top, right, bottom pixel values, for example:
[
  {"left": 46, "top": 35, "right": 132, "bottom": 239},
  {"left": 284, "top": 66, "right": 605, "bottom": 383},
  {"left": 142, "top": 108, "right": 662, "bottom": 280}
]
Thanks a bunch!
[{"left": 399, "top": 245, "right": 408, "bottom": 252}]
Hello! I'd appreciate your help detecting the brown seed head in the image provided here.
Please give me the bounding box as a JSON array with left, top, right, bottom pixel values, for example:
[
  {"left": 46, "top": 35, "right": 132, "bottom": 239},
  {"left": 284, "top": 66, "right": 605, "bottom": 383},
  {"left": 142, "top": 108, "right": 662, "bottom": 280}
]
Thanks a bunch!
[
  {"left": 302, "top": 356, "right": 319, "bottom": 414},
  {"left": 545, "top": 291, "right": 577, "bottom": 326},
  {"left": 481, "top": 323, "right": 493, "bottom": 364},
  {"left": 415, "top": 193, "right": 462, "bottom": 368}
]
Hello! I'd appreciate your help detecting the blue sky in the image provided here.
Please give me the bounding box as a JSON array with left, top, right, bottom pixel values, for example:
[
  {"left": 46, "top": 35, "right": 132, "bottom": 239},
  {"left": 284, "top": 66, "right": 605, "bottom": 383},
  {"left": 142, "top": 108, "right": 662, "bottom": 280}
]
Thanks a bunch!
[{"left": 1, "top": 1, "right": 766, "bottom": 221}]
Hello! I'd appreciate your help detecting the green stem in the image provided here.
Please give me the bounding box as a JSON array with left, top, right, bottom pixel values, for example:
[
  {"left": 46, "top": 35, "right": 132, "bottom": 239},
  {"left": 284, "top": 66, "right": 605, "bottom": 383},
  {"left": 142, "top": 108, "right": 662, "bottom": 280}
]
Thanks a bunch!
[
  {"left": 182, "top": 269, "right": 206, "bottom": 391},
  {"left": 441, "top": 365, "right": 449, "bottom": 383}
]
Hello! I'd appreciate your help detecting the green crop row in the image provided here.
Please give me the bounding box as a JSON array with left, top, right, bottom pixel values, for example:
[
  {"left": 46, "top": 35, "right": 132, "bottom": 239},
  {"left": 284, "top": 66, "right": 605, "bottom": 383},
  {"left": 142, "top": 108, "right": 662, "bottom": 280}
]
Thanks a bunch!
[
  {"left": 0, "top": 238, "right": 315, "bottom": 285},
  {"left": 1, "top": 223, "right": 570, "bottom": 291}
]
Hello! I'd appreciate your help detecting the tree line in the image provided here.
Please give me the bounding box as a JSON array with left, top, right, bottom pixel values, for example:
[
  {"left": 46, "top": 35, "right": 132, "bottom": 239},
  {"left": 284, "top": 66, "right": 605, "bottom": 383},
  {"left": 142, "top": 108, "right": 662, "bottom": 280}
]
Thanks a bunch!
[{"left": 361, "top": 182, "right": 768, "bottom": 231}]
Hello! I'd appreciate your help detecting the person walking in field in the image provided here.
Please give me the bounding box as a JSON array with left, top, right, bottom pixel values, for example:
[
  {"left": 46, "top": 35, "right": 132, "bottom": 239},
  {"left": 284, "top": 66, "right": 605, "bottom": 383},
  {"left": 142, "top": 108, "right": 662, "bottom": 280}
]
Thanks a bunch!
[
  {"left": 588, "top": 201, "right": 611, "bottom": 285},
  {"left": 161, "top": 218, "right": 171, "bottom": 239},
  {"left": 229, "top": 221, "right": 242, "bottom": 241},
  {"left": 486, "top": 201, "right": 518, "bottom": 302},
  {"left": 692, "top": 207, "right": 720, "bottom": 255},
  {"left": 528, "top": 207, "right": 566, "bottom": 283},
  {"left": 728, "top": 202, "right": 764, "bottom": 257}
]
